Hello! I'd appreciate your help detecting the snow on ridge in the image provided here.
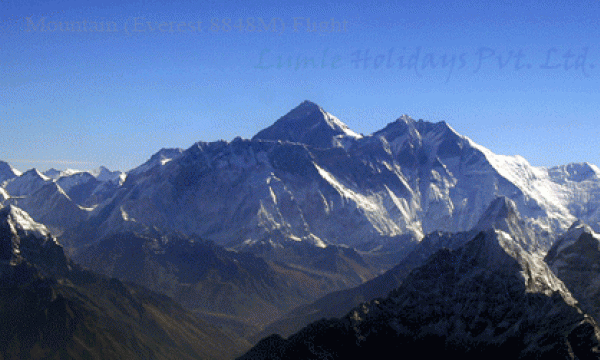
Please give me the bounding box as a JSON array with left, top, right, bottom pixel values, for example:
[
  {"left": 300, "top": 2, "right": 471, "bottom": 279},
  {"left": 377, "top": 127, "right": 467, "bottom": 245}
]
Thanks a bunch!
[
  {"left": 3, "top": 205, "right": 50, "bottom": 239},
  {"left": 552, "top": 221, "right": 600, "bottom": 256},
  {"left": 547, "top": 162, "right": 600, "bottom": 184},
  {"left": 479, "top": 144, "right": 600, "bottom": 234},
  {"left": 474, "top": 196, "right": 518, "bottom": 230},
  {"left": 0, "top": 188, "right": 9, "bottom": 201},
  {"left": 90, "top": 166, "right": 125, "bottom": 182},
  {"left": 314, "top": 163, "right": 377, "bottom": 212},
  {"left": 55, "top": 172, "right": 96, "bottom": 193},
  {"left": 23, "top": 168, "right": 51, "bottom": 182},
  {"left": 467, "top": 138, "right": 574, "bottom": 224},
  {"left": 63, "top": 168, "right": 84, "bottom": 176},
  {"left": 43, "top": 168, "right": 63, "bottom": 180},
  {"left": 493, "top": 229, "right": 574, "bottom": 301},
  {"left": 373, "top": 115, "right": 466, "bottom": 157},
  {"left": 43, "top": 166, "right": 125, "bottom": 184},
  {"left": 3, "top": 168, "right": 52, "bottom": 197},
  {"left": 128, "top": 148, "right": 184, "bottom": 176},
  {"left": 0, "top": 161, "right": 22, "bottom": 178},
  {"left": 320, "top": 109, "right": 362, "bottom": 139},
  {"left": 313, "top": 163, "right": 408, "bottom": 237}
]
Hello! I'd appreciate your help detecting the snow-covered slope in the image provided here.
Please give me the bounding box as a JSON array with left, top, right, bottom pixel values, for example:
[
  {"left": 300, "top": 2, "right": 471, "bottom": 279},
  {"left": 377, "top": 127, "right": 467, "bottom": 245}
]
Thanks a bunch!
[
  {"left": 368, "top": 116, "right": 583, "bottom": 248},
  {"left": 81, "top": 137, "right": 422, "bottom": 251},
  {"left": 3, "top": 169, "right": 50, "bottom": 197},
  {"left": 0, "top": 188, "right": 8, "bottom": 203},
  {"left": 0, "top": 205, "right": 66, "bottom": 273},
  {"left": 7, "top": 182, "right": 88, "bottom": 234},
  {"left": 1, "top": 205, "right": 51, "bottom": 240}
]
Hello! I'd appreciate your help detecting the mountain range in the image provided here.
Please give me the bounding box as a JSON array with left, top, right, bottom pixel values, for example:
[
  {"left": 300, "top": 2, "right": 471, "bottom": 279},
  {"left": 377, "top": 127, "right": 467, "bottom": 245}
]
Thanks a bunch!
[
  {"left": 57, "top": 102, "right": 600, "bottom": 254},
  {"left": 2, "top": 100, "right": 600, "bottom": 358},
  {"left": 4, "top": 101, "right": 600, "bottom": 254}
]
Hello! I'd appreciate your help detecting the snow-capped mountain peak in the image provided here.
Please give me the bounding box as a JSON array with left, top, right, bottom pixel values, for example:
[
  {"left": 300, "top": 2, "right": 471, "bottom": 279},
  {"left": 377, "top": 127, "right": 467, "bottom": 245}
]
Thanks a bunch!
[
  {"left": 40, "top": 103, "right": 600, "bottom": 259},
  {"left": 23, "top": 168, "right": 50, "bottom": 181},
  {"left": 472, "top": 197, "right": 539, "bottom": 255},
  {"left": 0, "top": 161, "right": 22, "bottom": 183},
  {"left": 397, "top": 113, "right": 413, "bottom": 124},
  {"left": 373, "top": 114, "right": 420, "bottom": 142},
  {"left": 43, "top": 167, "right": 124, "bottom": 183},
  {"left": 371, "top": 115, "right": 466, "bottom": 163},
  {"left": 545, "top": 220, "right": 599, "bottom": 260},
  {"left": 295, "top": 99, "right": 320, "bottom": 111},
  {"left": 252, "top": 101, "right": 361, "bottom": 149},
  {"left": 3, "top": 169, "right": 51, "bottom": 197},
  {"left": 63, "top": 168, "right": 84, "bottom": 176}
]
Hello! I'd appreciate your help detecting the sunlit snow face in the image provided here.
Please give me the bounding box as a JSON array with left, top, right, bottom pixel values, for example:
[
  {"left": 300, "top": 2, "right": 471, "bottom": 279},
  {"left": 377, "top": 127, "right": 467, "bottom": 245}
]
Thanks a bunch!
[{"left": 4, "top": 206, "right": 51, "bottom": 241}]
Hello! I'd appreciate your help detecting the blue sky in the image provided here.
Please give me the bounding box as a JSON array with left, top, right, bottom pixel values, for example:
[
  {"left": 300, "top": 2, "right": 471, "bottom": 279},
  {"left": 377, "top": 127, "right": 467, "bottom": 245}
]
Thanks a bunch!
[{"left": 1, "top": 0, "right": 598, "bottom": 172}]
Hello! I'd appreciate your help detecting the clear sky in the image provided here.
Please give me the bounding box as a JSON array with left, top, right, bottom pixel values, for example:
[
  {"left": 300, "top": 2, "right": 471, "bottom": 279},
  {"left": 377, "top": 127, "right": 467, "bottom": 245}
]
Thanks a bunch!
[{"left": 1, "top": 0, "right": 598, "bottom": 172}]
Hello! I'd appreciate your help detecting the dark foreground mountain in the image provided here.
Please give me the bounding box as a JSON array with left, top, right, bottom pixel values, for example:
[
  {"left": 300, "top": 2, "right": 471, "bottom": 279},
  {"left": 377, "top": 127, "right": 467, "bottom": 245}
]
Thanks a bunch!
[
  {"left": 260, "top": 196, "right": 539, "bottom": 339},
  {"left": 258, "top": 229, "right": 471, "bottom": 340},
  {"left": 546, "top": 222, "right": 600, "bottom": 323},
  {"left": 241, "top": 219, "right": 600, "bottom": 359},
  {"left": 0, "top": 205, "right": 249, "bottom": 359}
]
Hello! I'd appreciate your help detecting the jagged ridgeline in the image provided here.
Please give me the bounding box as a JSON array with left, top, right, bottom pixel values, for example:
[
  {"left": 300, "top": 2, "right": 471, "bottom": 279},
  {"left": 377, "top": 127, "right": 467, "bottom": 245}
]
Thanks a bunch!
[{"left": 3, "top": 101, "right": 600, "bottom": 256}]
